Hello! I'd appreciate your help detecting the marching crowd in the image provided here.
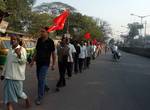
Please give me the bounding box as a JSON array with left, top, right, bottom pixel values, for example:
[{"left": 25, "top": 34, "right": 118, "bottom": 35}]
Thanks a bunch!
[{"left": 0, "top": 27, "right": 106, "bottom": 110}]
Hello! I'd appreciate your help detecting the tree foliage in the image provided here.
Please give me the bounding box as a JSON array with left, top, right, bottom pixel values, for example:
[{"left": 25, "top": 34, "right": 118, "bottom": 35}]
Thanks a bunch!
[
  {"left": 28, "top": 12, "right": 53, "bottom": 35},
  {"left": 0, "top": 0, "right": 6, "bottom": 10},
  {"left": 99, "top": 20, "right": 112, "bottom": 41},
  {"left": 33, "top": 2, "right": 76, "bottom": 15},
  {"left": 4, "top": 0, "right": 36, "bottom": 32},
  {"left": 0, "top": 1, "right": 112, "bottom": 41},
  {"left": 109, "top": 38, "right": 115, "bottom": 45},
  {"left": 128, "top": 22, "right": 142, "bottom": 40},
  {"left": 55, "top": 13, "right": 110, "bottom": 41}
]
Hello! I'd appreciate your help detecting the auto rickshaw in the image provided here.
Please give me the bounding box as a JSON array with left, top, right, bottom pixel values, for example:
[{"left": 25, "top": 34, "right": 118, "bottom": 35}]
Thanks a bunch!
[
  {"left": 0, "top": 37, "right": 10, "bottom": 66},
  {"left": 0, "top": 37, "right": 36, "bottom": 68}
]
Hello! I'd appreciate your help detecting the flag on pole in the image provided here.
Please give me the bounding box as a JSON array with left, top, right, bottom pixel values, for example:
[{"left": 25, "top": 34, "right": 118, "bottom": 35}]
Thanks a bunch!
[
  {"left": 92, "top": 39, "right": 97, "bottom": 45},
  {"left": 84, "top": 32, "right": 91, "bottom": 40},
  {"left": 47, "top": 10, "right": 70, "bottom": 32},
  {"left": 47, "top": 25, "right": 57, "bottom": 32}
]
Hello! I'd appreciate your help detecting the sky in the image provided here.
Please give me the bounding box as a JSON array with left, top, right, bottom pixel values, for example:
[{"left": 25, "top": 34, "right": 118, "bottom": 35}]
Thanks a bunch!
[{"left": 35, "top": 0, "right": 150, "bottom": 39}]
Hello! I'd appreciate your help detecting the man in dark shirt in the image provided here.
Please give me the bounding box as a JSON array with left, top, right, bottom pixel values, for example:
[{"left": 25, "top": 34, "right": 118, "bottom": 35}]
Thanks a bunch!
[
  {"left": 30, "top": 27, "right": 56, "bottom": 105},
  {"left": 73, "top": 40, "right": 80, "bottom": 73}
]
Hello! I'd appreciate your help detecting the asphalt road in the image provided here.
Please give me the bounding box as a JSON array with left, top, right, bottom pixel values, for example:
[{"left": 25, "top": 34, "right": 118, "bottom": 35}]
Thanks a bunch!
[{"left": 1, "top": 51, "right": 150, "bottom": 110}]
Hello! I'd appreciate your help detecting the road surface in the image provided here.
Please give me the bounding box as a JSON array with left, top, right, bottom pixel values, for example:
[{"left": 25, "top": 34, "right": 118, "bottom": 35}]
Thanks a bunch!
[{"left": 0, "top": 51, "right": 150, "bottom": 110}]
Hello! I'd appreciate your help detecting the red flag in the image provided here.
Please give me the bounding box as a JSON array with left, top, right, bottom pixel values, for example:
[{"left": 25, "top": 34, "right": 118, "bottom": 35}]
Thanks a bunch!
[
  {"left": 84, "top": 32, "right": 91, "bottom": 40},
  {"left": 92, "top": 39, "right": 97, "bottom": 45},
  {"left": 47, "top": 10, "right": 69, "bottom": 32},
  {"left": 53, "top": 10, "right": 69, "bottom": 25},
  {"left": 47, "top": 25, "right": 57, "bottom": 32}
]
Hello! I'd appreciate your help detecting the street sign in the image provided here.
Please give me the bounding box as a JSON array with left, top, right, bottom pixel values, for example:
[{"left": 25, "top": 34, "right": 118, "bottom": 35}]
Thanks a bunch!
[{"left": 0, "top": 20, "right": 8, "bottom": 33}]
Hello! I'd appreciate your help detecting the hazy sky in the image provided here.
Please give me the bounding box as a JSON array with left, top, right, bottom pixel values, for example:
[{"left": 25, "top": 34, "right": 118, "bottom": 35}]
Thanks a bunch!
[{"left": 36, "top": 0, "right": 150, "bottom": 39}]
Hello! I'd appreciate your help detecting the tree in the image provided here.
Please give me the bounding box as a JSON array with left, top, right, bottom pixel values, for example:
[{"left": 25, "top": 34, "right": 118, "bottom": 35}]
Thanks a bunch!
[
  {"left": 1, "top": 1, "right": 111, "bottom": 40},
  {"left": 4, "top": 0, "right": 36, "bottom": 32},
  {"left": 33, "top": 2, "right": 76, "bottom": 15},
  {"left": 28, "top": 12, "right": 53, "bottom": 37},
  {"left": 0, "top": 0, "right": 6, "bottom": 10},
  {"left": 55, "top": 12, "right": 104, "bottom": 40},
  {"left": 109, "top": 38, "right": 115, "bottom": 45},
  {"left": 99, "top": 20, "right": 112, "bottom": 41},
  {"left": 122, "top": 22, "right": 143, "bottom": 47},
  {"left": 128, "top": 22, "right": 142, "bottom": 40}
]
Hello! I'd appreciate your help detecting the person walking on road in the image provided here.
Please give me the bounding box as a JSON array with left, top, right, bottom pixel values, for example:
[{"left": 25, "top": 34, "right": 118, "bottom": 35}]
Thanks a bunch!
[
  {"left": 56, "top": 37, "right": 69, "bottom": 91},
  {"left": 111, "top": 44, "right": 121, "bottom": 60},
  {"left": 66, "top": 38, "right": 76, "bottom": 78},
  {"left": 1, "top": 36, "right": 30, "bottom": 110},
  {"left": 78, "top": 41, "right": 86, "bottom": 73},
  {"left": 73, "top": 41, "right": 81, "bottom": 74},
  {"left": 30, "top": 27, "right": 56, "bottom": 105},
  {"left": 86, "top": 41, "right": 93, "bottom": 68},
  {"left": 83, "top": 42, "right": 88, "bottom": 70}
]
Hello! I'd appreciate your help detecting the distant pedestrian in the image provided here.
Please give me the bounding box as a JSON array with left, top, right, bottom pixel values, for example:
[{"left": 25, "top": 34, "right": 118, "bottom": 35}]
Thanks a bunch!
[
  {"left": 83, "top": 42, "right": 88, "bottom": 69},
  {"left": 78, "top": 41, "right": 86, "bottom": 73},
  {"left": 66, "top": 38, "right": 76, "bottom": 78},
  {"left": 73, "top": 41, "right": 81, "bottom": 74},
  {"left": 92, "top": 44, "right": 96, "bottom": 59},
  {"left": 111, "top": 44, "right": 121, "bottom": 60},
  {"left": 86, "top": 41, "right": 93, "bottom": 68},
  {"left": 104, "top": 44, "right": 108, "bottom": 54}
]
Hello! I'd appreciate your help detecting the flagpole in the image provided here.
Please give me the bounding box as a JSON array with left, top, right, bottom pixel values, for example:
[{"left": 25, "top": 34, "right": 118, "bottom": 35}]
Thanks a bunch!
[
  {"left": 67, "top": 16, "right": 69, "bottom": 34},
  {"left": 66, "top": 10, "right": 70, "bottom": 38}
]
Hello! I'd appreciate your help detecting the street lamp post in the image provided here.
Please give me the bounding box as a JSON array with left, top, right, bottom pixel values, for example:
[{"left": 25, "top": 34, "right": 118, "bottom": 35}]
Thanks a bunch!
[
  {"left": 144, "top": 21, "right": 147, "bottom": 37},
  {"left": 121, "top": 26, "right": 128, "bottom": 29},
  {"left": 130, "top": 13, "right": 150, "bottom": 37}
]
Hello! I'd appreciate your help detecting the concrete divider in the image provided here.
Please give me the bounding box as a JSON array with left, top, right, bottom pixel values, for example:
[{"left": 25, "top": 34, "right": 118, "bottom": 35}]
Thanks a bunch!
[{"left": 119, "top": 47, "right": 150, "bottom": 58}]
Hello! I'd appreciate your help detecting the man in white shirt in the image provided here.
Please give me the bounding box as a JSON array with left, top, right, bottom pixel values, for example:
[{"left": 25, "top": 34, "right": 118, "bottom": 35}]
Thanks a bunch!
[
  {"left": 93, "top": 44, "right": 97, "bottom": 59},
  {"left": 78, "top": 41, "right": 86, "bottom": 73},
  {"left": 112, "top": 45, "right": 118, "bottom": 52},
  {"left": 83, "top": 42, "right": 88, "bottom": 69},
  {"left": 111, "top": 44, "right": 121, "bottom": 60},
  {"left": 66, "top": 38, "right": 76, "bottom": 78},
  {"left": 1, "top": 36, "right": 30, "bottom": 110}
]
